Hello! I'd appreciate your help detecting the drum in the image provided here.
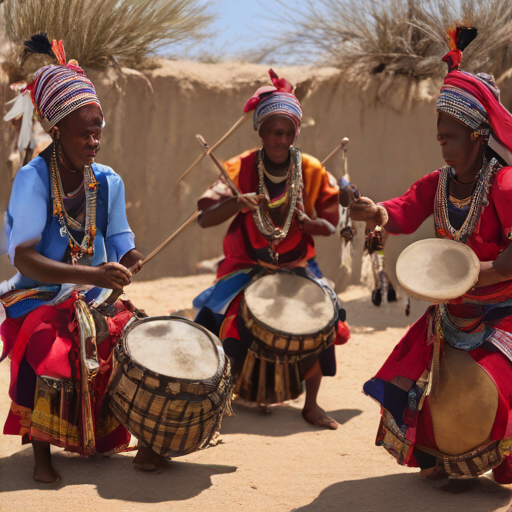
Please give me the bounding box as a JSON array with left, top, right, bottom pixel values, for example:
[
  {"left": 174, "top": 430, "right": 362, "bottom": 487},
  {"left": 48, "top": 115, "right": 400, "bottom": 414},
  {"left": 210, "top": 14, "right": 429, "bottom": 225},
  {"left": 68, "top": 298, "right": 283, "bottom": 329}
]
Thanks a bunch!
[
  {"left": 108, "top": 316, "right": 233, "bottom": 458},
  {"left": 429, "top": 344, "right": 498, "bottom": 454},
  {"left": 241, "top": 272, "right": 338, "bottom": 355},
  {"left": 417, "top": 343, "right": 501, "bottom": 477},
  {"left": 396, "top": 238, "right": 480, "bottom": 302},
  {"left": 236, "top": 271, "right": 338, "bottom": 405}
]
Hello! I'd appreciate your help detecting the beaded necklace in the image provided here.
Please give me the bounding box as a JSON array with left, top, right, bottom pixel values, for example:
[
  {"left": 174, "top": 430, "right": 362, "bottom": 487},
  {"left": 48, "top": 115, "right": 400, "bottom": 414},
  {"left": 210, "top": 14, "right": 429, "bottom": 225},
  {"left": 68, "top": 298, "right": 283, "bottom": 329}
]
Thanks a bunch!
[
  {"left": 434, "top": 156, "right": 501, "bottom": 243},
  {"left": 253, "top": 147, "right": 304, "bottom": 242},
  {"left": 50, "top": 143, "right": 98, "bottom": 265}
]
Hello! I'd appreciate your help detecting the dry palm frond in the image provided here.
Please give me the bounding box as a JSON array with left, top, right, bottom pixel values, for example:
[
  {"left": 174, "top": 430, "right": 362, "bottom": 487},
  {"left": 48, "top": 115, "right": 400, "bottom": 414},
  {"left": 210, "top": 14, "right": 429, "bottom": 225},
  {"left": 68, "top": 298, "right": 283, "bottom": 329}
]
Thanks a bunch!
[
  {"left": 1, "top": 0, "right": 214, "bottom": 73},
  {"left": 256, "top": 0, "right": 512, "bottom": 82}
]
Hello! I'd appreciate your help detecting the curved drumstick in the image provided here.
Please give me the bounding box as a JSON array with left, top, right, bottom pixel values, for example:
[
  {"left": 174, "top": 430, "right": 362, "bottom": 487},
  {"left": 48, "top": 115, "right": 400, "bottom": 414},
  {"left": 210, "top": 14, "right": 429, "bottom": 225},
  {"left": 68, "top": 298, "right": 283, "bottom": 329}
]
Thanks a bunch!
[
  {"left": 321, "top": 137, "right": 350, "bottom": 168},
  {"left": 196, "top": 134, "right": 241, "bottom": 198},
  {"left": 130, "top": 210, "right": 200, "bottom": 275}
]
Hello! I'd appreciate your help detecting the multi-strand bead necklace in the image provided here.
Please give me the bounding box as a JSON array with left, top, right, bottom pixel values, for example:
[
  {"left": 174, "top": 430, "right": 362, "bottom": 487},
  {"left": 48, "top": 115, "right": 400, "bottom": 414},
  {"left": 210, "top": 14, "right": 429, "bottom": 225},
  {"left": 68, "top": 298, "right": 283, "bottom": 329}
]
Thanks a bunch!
[
  {"left": 50, "top": 143, "right": 98, "bottom": 265},
  {"left": 434, "top": 156, "right": 501, "bottom": 243}
]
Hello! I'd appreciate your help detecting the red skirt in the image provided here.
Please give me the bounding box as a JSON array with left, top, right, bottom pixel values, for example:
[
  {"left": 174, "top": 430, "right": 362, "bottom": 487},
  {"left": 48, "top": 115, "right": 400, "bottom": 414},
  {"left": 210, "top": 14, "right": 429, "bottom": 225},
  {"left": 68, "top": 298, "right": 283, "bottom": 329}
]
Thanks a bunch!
[
  {"left": 2, "top": 296, "right": 133, "bottom": 455},
  {"left": 366, "top": 307, "right": 512, "bottom": 483}
]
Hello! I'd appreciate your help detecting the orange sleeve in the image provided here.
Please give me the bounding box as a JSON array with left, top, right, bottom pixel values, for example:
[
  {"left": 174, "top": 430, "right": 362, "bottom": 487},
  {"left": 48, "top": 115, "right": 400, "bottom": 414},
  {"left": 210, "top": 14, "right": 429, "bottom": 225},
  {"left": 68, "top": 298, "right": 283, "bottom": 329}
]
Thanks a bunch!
[{"left": 302, "top": 154, "right": 340, "bottom": 227}]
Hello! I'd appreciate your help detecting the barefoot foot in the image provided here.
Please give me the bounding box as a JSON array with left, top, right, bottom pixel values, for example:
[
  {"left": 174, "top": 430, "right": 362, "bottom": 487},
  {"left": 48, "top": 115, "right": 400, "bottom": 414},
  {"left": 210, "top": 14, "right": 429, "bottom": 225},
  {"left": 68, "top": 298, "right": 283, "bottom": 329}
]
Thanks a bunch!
[
  {"left": 33, "top": 465, "right": 60, "bottom": 484},
  {"left": 302, "top": 405, "right": 338, "bottom": 430},
  {"left": 32, "top": 440, "right": 60, "bottom": 484},
  {"left": 133, "top": 445, "right": 168, "bottom": 473}
]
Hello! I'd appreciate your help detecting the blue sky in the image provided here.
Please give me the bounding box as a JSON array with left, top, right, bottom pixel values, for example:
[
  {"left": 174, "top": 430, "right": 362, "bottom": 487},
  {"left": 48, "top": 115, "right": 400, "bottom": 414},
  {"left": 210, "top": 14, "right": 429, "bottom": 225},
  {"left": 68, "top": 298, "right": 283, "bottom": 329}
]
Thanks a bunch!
[
  {"left": 164, "top": 0, "right": 292, "bottom": 61},
  {"left": 207, "top": 0, "right": 286, "bottom": 56}
]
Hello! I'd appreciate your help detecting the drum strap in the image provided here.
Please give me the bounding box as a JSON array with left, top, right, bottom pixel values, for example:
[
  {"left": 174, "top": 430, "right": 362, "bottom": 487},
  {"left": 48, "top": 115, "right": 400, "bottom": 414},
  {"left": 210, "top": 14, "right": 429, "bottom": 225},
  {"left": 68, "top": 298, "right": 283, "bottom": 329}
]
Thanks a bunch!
[{"left": 74, "top": 299, "right": 100, "bottom": 456}]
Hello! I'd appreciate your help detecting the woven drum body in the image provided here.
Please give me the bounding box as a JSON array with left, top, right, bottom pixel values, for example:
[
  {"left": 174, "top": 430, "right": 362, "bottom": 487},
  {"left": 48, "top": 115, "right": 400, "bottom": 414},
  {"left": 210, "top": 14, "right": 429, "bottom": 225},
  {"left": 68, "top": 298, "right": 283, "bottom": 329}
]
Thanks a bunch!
[
  {"left": 241, "top": 272, "right": 337, "bottom": 358},
  {"left": 109, "top": 317, "right": 232, "bottom": 458},
  {"left": 396, "top": 238, "right": 480, "bottom": 303},
  {"left": 236, "top": 272, "right": 337, "bottom": 406}
]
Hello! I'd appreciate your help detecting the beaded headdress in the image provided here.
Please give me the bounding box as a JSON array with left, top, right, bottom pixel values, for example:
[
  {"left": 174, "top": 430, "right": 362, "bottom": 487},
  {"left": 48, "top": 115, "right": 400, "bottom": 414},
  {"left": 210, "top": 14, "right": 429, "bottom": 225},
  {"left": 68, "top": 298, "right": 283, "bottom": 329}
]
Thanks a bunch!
[
  {"left": 436, "top": 27, "right": 512, "bottom": 165},
  {"left": 243, "top": 69, "right": 303, "bottom": 134},
  {"left": 22, "top": 33, "right": 103, "bottom": 132}
]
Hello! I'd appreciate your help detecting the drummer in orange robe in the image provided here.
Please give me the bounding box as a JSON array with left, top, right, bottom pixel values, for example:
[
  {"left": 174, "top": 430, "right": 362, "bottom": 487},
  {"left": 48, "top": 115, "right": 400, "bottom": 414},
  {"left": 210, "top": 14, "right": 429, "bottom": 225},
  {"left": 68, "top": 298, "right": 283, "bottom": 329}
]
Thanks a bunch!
[
  {"left": 194, "top": 70, "right": 349, "bottom": 429},
  {"left": 350, "top": 28, "right": 512, "bottom": 482}
]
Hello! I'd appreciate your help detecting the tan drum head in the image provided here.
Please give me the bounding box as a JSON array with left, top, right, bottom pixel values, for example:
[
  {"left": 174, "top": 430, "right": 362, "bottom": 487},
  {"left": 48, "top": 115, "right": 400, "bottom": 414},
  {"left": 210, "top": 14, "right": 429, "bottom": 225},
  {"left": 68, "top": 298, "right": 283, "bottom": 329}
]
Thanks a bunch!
[
  {"left": 429, "top": 344, "right": 498, "bottom": 455},
  {"left": 244, "top": 273, "right": 335, "bottom": 335},
  {"left": 396, "top": 238, "right": 480, "bottom": 302},
  {"left": 126, "top": 319, "right": 220, "bottom": 380}
]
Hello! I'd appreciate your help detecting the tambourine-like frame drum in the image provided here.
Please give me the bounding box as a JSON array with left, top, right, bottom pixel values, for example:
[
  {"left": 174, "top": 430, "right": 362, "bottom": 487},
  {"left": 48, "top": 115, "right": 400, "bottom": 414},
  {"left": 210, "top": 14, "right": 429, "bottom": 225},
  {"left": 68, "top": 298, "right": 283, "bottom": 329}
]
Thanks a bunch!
[
  {"left": 396, "top": 238, "right": 480, "bottom": 303},
  {"left": 108, "top": 316, "right": 232, "bottom": 458}
]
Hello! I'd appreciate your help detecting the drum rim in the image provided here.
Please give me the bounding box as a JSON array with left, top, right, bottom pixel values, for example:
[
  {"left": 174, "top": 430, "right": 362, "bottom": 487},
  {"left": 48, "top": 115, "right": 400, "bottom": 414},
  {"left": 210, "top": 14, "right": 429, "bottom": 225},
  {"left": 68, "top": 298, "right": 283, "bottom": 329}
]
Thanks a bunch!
[
  {"left": 396, "top": 238, "right": 480, "bottom": 302},
  {"left": 243, "top": 272, "right": 338, "bottom": 337},
  {"left": 121, "top": 315, "right": 225, "bottom": 384}
]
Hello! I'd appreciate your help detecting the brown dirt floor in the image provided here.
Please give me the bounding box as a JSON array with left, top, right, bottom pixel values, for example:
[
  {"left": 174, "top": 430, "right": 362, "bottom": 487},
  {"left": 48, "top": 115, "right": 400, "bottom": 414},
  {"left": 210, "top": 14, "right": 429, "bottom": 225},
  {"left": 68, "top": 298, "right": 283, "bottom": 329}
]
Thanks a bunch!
[{"left": 0, "top": 277, "right": 511, "bottom": 512}]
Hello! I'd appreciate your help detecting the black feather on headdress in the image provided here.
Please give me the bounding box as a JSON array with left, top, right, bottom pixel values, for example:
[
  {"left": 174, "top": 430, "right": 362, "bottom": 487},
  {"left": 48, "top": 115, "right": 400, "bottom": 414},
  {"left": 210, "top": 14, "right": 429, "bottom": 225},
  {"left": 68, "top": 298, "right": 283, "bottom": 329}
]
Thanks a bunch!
[
  {"left": 22, "top": 32, "right": 53, "bottom": 62},
  {"left": 443, "top": 26, "right": 478, "bottom": 72},
  {"left": 456, "top": 27, "right": 478, "bottom": 52}
]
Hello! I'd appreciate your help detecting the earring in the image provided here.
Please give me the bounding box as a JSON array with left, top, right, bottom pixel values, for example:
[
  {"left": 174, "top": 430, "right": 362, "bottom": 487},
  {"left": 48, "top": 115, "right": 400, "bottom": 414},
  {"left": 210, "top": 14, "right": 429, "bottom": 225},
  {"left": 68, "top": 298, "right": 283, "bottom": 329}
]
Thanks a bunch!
[{"left": 471, "top": 131, "right": 479, "bottom": 141}]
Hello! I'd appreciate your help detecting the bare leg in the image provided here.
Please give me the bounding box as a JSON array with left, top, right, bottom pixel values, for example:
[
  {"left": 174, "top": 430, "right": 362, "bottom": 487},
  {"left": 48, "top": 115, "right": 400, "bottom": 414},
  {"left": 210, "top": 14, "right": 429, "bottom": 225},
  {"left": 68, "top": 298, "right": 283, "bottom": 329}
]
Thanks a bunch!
[
  {"left": 133, "top": 444, "right": 168, "bottom": 472},
  {"left": 302, "top": 360, "right": 338, "bottom": 430},
  {"left": 32, "top": 440, "right": 60, "bottom": 484}
]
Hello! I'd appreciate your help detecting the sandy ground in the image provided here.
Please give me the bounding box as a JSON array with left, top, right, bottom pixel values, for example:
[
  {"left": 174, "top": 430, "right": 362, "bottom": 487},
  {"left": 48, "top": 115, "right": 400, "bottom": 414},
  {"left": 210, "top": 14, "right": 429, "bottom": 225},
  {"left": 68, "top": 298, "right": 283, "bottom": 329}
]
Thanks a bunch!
[{"left": 1, "top": 276, "right": 511, "bottom": 512}]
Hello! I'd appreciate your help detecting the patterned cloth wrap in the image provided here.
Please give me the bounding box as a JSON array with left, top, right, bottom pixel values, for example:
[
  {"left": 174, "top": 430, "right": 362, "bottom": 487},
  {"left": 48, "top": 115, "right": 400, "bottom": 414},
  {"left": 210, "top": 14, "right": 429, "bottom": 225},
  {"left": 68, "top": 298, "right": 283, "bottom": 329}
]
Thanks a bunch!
[
  {"left": 24, "top": 39, "right": 103, "bottom": 131},
  {"left": 436, "top": 69, "right": 512, "bottom": 163},
  {"left": 436, "top": 72, "right": 497, "bottom": 131},
  {"left": 244, "top": 69, "right": 302, "bottom": 134}
]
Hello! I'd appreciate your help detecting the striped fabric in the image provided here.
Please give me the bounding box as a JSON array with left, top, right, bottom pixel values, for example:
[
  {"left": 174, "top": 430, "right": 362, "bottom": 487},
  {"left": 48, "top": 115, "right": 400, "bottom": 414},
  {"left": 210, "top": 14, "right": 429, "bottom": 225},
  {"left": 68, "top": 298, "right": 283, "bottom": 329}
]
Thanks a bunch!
[
  {"left": 27, "top": 63, "right": 102, "bottom": 131},
  {"left": 253, "top": 92, "right": 302, "bottom": 133},
  {"left": 436, "top": 72, "right": 499, "bottom": 131}
]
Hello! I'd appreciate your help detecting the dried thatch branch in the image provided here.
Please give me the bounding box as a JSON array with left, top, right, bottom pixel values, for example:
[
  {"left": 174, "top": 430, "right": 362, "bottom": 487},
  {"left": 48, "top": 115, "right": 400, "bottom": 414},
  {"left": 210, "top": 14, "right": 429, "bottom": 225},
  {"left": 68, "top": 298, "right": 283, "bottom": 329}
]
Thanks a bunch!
[
  {"left": 255, "top": 0, "right": 512, "bottom": 81},
  {"left": 1, "top": 0, "right": 215, "bottom": 72}
]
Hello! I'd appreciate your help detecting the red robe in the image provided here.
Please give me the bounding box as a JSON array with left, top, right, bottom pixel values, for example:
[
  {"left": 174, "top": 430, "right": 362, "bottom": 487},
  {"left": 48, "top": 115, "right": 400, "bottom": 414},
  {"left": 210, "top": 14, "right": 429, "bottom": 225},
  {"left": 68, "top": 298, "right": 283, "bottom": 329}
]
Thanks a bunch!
[{"left": 371, "top": 166, "right": 512, "bottom": 482}]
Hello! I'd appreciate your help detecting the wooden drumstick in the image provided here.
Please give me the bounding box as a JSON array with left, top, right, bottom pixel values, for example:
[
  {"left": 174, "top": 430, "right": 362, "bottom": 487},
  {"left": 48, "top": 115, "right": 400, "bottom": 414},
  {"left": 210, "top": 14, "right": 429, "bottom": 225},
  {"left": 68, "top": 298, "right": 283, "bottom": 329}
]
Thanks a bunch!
[
  {"left": 196, "top": 134, "right": 241, "bottom": 198},
  {"left": 130, "top": 210, "right": 200, "bottom": 275},
  {"left": 172, "top": 111, "right": 252, "bottom": 188},
  {"left": 321, "top": 137, "right": 350, "bottom": 168}
]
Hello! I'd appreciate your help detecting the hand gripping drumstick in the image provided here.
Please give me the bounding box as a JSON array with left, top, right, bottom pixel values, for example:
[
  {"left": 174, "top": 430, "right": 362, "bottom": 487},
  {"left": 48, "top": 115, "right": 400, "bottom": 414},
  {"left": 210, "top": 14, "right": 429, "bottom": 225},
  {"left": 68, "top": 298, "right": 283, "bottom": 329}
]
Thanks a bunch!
[
  {"left": 196, "top": 134, "right": 241, "bottom": 198},
  {"left": 172, "top": 112, "right": 252, "bottom": 189},
  {"left": 129, "top": 210, "right": 200, "bottom": 275}
]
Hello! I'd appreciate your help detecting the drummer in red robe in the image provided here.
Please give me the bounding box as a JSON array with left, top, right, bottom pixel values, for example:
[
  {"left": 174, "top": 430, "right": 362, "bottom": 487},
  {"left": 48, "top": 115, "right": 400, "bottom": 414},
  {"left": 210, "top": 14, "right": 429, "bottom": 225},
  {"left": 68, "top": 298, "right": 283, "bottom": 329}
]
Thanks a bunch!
[
  {"left": 350, "top": 28, "right": 512, "bottom": 482},
  {"left": 194, "top": 70, "right": 349, "bottom": 429}
]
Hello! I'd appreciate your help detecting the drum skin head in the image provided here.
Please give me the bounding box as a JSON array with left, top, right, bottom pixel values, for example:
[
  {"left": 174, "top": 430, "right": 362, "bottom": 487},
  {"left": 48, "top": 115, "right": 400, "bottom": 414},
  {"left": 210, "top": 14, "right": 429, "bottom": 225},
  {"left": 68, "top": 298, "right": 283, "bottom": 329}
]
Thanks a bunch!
[
  {"left": 126, "top": 319, "right": 220, "bottom": 380},
  {"left": 396, "top": 238, "right": 480, "bottom": 302},
  {"left": 428, "top": 344, "right": 498, "bottom": 455},
  {"left": 244, "top": 273, "right": 335, "bottom": 335}
]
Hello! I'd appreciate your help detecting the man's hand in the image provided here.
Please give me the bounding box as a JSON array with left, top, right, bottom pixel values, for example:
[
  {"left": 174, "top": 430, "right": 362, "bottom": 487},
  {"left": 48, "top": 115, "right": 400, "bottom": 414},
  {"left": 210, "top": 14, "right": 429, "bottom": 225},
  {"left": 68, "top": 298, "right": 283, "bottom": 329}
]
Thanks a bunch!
[
  {"left": 237, "top": 193, "right": 260, "bottom": 213},
  {"left": 93, "top": 262, "right": 132, "bottom": 291},
  {"left": 339, "top": 184, "right": 361, "bottom": 207},
  {"left": 349, "top": 197, "right": 385, "bottom": 229},
  {"left": 296, "top": 211, "right": 336, "bottom": 236}
]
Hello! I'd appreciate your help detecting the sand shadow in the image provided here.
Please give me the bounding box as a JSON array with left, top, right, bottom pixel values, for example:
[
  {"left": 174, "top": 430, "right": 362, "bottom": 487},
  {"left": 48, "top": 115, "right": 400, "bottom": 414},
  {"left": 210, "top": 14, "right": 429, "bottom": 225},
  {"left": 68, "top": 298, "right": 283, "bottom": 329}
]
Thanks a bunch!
[
  {"left": 221, "top": 404, "right": 362, "bottom": 437},
  {"left": 341, "top": 294, "right": 428, "bottom": 332},
  {"left": 0, "top": 447, "right": 236, "bottom": 502},
  {"left": 293, "top": 472, "right": 512, "bottom": 512}
]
